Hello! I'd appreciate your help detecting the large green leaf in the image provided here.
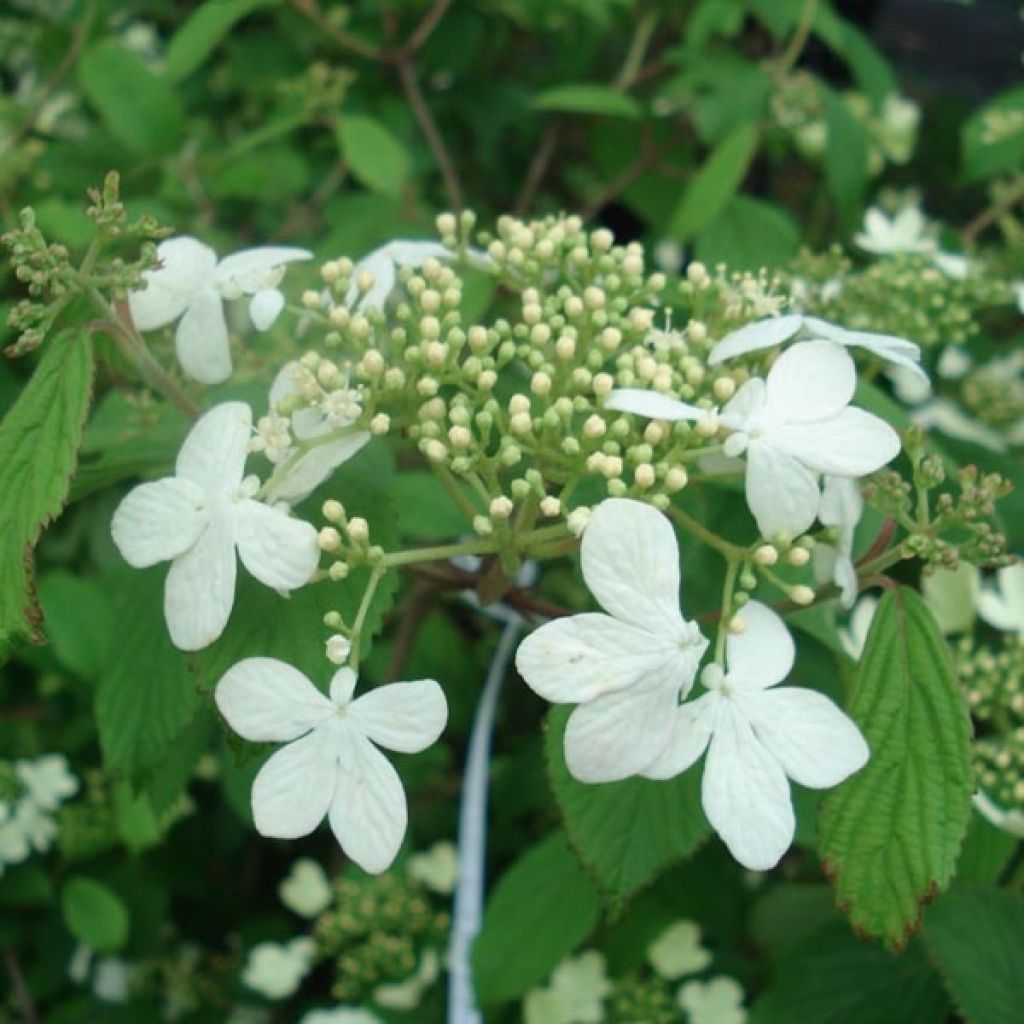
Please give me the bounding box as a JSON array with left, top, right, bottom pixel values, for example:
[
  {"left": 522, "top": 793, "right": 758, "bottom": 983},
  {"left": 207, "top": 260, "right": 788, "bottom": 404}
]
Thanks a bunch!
[
  {"left": 823, "top": 89, "right": 869, "bottom": 221},
  {"left": 818, "top": 587, "right": 973, "bottom": 950},
  {"left": 165, "top": 0, "right": 280, "bottom": 82},
  {"left": 668, "top": 121, "right": 759, "bottom": 241},
  {"left": 472, "top": 832, "right": 601, "bottom": 1005},
  {"left": 695, "top": 195, "right": 800, "bottom": 272},
  {"left": 95, "top": 570, "right": 201, "bottom": 782},
  {"left": 337, "top": 115, "right": 412, "bottom": 200},
  {"left": 79, "top": 41, "right": 185, "bottom": 156},
  {"left": 545, "top": 706, "right": 710, "bottom": 915},
  {"left": 923, "top": 884, "right": 1024, "bottom": 1024},
  {"left": 531, "top": 84, "right": 643, "bottom": 120},
  {"left": 753, "top": 920, "right": 949, "bottom": 1024},
  {"left": 61, "top": 877, "right": 130, "bottom": 953},
  {"left": 0, "top": 330, "right": 94, "bottom": 650}
]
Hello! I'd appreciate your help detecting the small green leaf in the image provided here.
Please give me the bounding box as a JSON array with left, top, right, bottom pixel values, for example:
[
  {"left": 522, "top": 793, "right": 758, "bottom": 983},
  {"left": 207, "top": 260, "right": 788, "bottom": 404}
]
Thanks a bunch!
[
  {"left": 531, "top": 84, "right": 643, "bottom": 120},
  {"left": 754, "top": 920, "right": 950, "bottom": 1024},
  {"left": 669, "top": 121, "right": 759, "bottom": 241},
  {"left": 96, "top": 570, "right": 200, "bottom": 781},
  {"left": 61, "top": 877, "right": 130, "bottom": 952},
  {"left": 695, "top": 195, "right": 800, "bottom": 272},
  {"left": 472, "top": 833, "right": 600, "bottom": 1004},
  {"left": 79, "top": 41, "right": 185, "bottom": 156},
  {"left": 924, "top": 884, "right": 1024, "bottom": 1024},
  {"left": 165, "top": 0, "right": 280, "bottom": 82},
  {"left": 818, "top": 587, "right": 973, "bottom": 950},
  {"left": 0, "top": 330, "right": 94, "bottom": 650},
  {"left": 545, "top": 706, "right": 710, "bottom": 914},
  {"left": 337, "top": 115, "right": 412, "bottom": 199}
]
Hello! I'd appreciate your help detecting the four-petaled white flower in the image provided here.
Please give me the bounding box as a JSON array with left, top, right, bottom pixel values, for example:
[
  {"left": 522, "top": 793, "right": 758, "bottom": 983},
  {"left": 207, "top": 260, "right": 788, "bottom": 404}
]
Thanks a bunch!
[
  {"left": 678, "top": 976, "right": 748, "bottom": 1024},
  {"left": 129, "top": 236, "right": 311, "bottom": 384},
  {"left": 609, "top": 342, "right": 901, "bottom": 539},
  {"left": 642, "top": 601, "right": 868, "bottom": 870},
  {"left": 523, "top": 951, "right": 611, "bottom": 1024},
  {"left": 647, "top": 919, "right": 712, "bottom": 980},
  {"left": 707, "top": 313, "right": 925, "bottom": 381},
  {"left": 215, "top": 659, "right": 447, "bottom": 873},
  {"left": 111, "top": 403, "right": 320, "bottom": 651},
  {"left": 407, "top": 840, "right": 458, "bottom": 894},
  {"left": 16, "top": 754, "right": 78, "bottom": 811},
  {"left": 814, "top": 475, "right": 863, "bottom": 608},
  {"left": 278, "top": 858, "right": 332, "bottom": 918},
  {"left": 977, "top": 563, "right": 1024, "bottom": 634},
  {"left": 853, "top": 207, "right": 970, "bottom": 279},
  {"left": 515, "top": 499, "right": 708, "bottom": 783},
  {"left": 346, "top": 240, "right": 456, "bottom": 311},
  {"left": 263, "top": 361, "right": 370, "bottom": 505},
  {"left": 241, "top": 937, "right": 315, "bottom": 1000}
]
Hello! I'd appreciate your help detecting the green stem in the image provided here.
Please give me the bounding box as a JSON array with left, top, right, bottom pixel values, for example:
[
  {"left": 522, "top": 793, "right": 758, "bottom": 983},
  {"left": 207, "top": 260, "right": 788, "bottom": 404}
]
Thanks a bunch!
[
  {"left": 715, "top": 557, "right": 741, "bottom": 665},
  {"left": 667, "top": 504, "right": 743, "bottom": 559},
  {"left": 774, "top": 0, "right": 818, "bottom": 76},
  {"left": 348, "top": 564, "right": 387, "bottom": 670}
]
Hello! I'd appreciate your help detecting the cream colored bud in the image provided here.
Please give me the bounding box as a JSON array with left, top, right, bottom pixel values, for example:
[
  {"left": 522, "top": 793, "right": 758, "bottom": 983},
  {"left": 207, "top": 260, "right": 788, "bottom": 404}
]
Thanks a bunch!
[
  {"left": 328, "top": 561, "right": 349, "bottom": 581},
  {"left": 586, "top": 452, "right": 607, "bottom": 474},
  {"left": 420, "top": 289, "right": 441, "bottom": 313},
  {"left": 422, "top": 438, "right": 447, "bottom": 461},
  {"left": 636, "top": 355, "right": 657, "bottom": 381},
  {"left": 509, "top": 394, "right": 531, "bottom": 415},
  {"left": 696, "top": 412, "right": 719, "bottom": 438},
  {"left": 473, "top": 515, "right": 493, "bottom": 536},
  {"left": 350, "top": 314, "right": 371, "bottom": 340},
  {"left": 323, "top": 611, "right": 344, "bottom": 629},
  {"left": 787, "top": 546, "right": 811, "bottom": 567},
  {"left": 629, "top": 308, "right": 655, "bottom": 331},
  {"left": 477, "top": 369, "right": 497, "bottom": 390},
  {"left": 343, "top": 517, "right": 367, "bottom": 543},
  {"left": 420, "top": 316, "right": 441, "bottom": 340},
  {"left": 622, "top": 253, "right": 643, "bottom": 275},
  {"left": 713, "top": 377, "right": 736, "bottom": 402},
  {"left": 686, "top": 261, "right": 709, "bottom": 285},
  {"left": 686, "top": 364, "right": 705, "bottom": 386},
  {"left": 384, "top": 367, "right": 405, "bottom": 388},
  {"left": 329, "top": 305, "right": 350, "bottom": 328},
  {"left": 489, "top": 496, "right": 514, "bottom": 520},
  {"left": 634, "top": 463, "right": 656, "bottom": 489},
  {"left": 523, "top": 303, "right": 542, "bottom": 325},
  {"left": 510, "top": 412, "right": 533, "bottom": 435},
  {"left": 436, "top": 212, "right": 457, "bottom": 236},
  {"left": 728, "top": 614, "right": 747, "bottom": 635},
  {"left": 529, "top": 323, "right": 551, "bottom": 345},
  {"left": 301, "top": 289, "right": 322, "bottom": 309},
  {"left": 583, "top": 414, "right": 606, "bottom": 439},
  {"left": 791, "top": 585, "right": 815, "bottom": 606},
  {"left": 424, "top": 341, "right": 447, "bottom": 366},
  {"left": 600, "top": 327, "right": 622, "bottom": 352},
  {"left": 539, "top": 496, "right": 561, "bottom": 517},
  {"left": 325, "top": 634, "right": 351, "bottom": 665},
  {"left": 754, "top": 544, "right": 779, "bottom": 566},
  {"left": 361, "top": 349, "right": 384, "bottom": 375},
  {"left": 370, "top": 413, "right": 390, "bottom": 435},
  {"left": 688, "top": 320, "right": 707, "bottom": 344},
  {"left": 322, "top": 500, "right": 344, "bottom": 522},
  {"left": 448, "top": 425, "right": 472, "bottom": 448},
  {"left": 566, "top": 507, "right": 591, "bottom": 536},
  {"left": 653, "top": 369, "right": 674, "bottom": 393},
  {"left": 531, "top": 371, "right": 552, "bottom": 396},
  {"left": 593, "top": 372, "right": 614, "bottom": 396},
  {"left": 643, "top": 421, "right": 667, "bottom": 445},
  {"left": 321, "top": 260, "right": 340, "bottom": 283},
  {"left": 564, "top": 296, "right": 584, "bottom": 317},
  {"left": 664, "top": 466, "right": 688, "bottom": 492},
  {"left": 591, "top": 228, "right": 614, "bottom": 251},
  {"left": 555, "top": 334, "right": 576, "bottom": 360},
  {"left": 468, "top": 325, "right": 489, "bottom": 350},
  {"left": 416, "top": 376, "right": 439, "bottom": 397},
  {"left": 584, "top": 286, "right": 606, "bottom": 309},
  {"left": 602, "top": 455, "right": 623, "bottom": 479},
  {"left": 318, "top": 526, "right": 342, "bottom": 552}
]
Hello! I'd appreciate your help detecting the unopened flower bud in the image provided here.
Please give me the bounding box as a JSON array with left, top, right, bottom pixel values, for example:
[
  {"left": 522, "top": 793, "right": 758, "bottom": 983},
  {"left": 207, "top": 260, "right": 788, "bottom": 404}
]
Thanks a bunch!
[
  {"left": 346, "top": 517, "right": 369, "bottom": 544},
  {"left": 754, "top": 544, "right": 779, "bottom": 566},
  {"left": 326, "top": 634, "right": 351, "bottom": 665},
  {"left": 634, "top": 463, "right": 656, "bottom": 489},
  {"left": 539, "top": 496, "right": 561, "bottom": 517},
  {"left": 664, "top": 467, "right": 688, "bottom": 492},
  {"left": 787, "top": 546, "right": 811, "bottom": 567},
  {"left": 713, "top": 377, "right": 736, "bottom": 402},
  {"left": 791, "top": 585, "right": 815, "bottom": 606},
  {"left": 489, "top": 496, "right": 514, "bottom": 520},
  {"left": 370, "top": 413, "right": 390, "bottom": 435},
  {"left": 318, "top": 527, "right": 342, "bottom": 552},
  {"left": 322, "top": 500, "right": 344, "bottom": 522},
  {"left": 567, "top": 507, "right": 591, "bottom": 536}
]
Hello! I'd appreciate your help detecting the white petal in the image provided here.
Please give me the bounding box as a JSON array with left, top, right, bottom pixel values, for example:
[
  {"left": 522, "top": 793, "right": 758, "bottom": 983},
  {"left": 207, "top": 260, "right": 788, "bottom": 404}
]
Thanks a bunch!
[
  {"left": 164, "top": 511, "right": 237, "bottom": 651},
  {"left": 349, "top": 679, "right": 448, "bottom": 753},
  {"left": 744, "top": 442, "right": 822, "bottom": 538},
  {"left": 603, "top": 389, "right": 706, "bottom": 421},
  {"left": 563, "top": 682, "right": 682, "bottom": 783},
  {"left": 328, "top": 729, "right": 408, "bottom": 873},
  {"left": 214, "top": 246, "right": 312, "bottom": 297},
  {"left": 701, "top": 701, "right": 795, "bottom": 871},
  {"left": 515, "top": 613, "right": 683, "bottom": 704},
  {"left": 912, "top": 400, "right": 1007, "bottom": 453},
  {"left": 175, "top": 288, "right": 232, "bottom": 385},
  {"left": 922, "top": 564, "right": 980, "bottom": 634},
  {"left": 769, "top": 408, "right": 901, "bottom": 476},
  {"left": 581, "top": 498, "right": 685, "bottom": 634},
  {"left": 720, "top": 377, "right": 767, "bottom": 426},
  {"left": 233, "top": 500, "right": 319, "bottom": 592},
  {"left": 175, "top": 402, "right": 252, "bottom": 497},
  {"left": 801, "top": 317, "right": 924, "bottom": 376},
  {"left": 111, "top": 477, "right": 207, "bottom": 567},
  {"left": 743, "top": 687, "right": 869, "bottom": 788},
  {"left": 347, "top": 251, "right": 397, "bottom": 311},
  {"left": 726, "top": 601, "right": 794, "bottom": 689},
  {"left": 249, "top": 288, "right": 285, "bottom": 331},
  {"left": 978, "top": 594, "right": 1020, "bottom": 633},
  {"left": 251, "top": 727, "right": 337, "bottom": 839},
  {"left": 263, "top": 433, "right": 372, "bottom": 505},
  {"left": 215, "top": 657, "right": 333, "bottom": 742},
  {"left": 763, "top": 341, "right": 855, "bottom": 423},
  {"left": 128, "top": 237, "right": 217, "bottom": 330},
  {"left": 818, "top": 475, "right": 863, "bottom": 554},
  {"left": 641, "top": 693, "right": 716, "bottom": 780},
  {"left": 708, "top": 314, "right": 804, "bottom": 365},
  {"left": 387, "top": 240, "right": 453, "bottom": 267}
]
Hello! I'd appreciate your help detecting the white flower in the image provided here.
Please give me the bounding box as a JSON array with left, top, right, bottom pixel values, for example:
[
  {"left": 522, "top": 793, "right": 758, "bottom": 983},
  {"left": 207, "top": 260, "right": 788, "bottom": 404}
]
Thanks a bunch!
[
  {"left": 13, "top": 799, "right": 58, "bottom": 853},
  {"left": 921, "top": 563, "right": 980, "bottom": 635},
  {"left": 977, "top": 563, "right": 1024, "bottom": 634},
  {"left": 264, "top": 363, "right": 370, "bottom": 505},
  {"left": 0, "top": 806, "right": 31, "bottom": 867},
  {"left": 111, "top": 403, "right": 320, "bottom": 651},
  {"left": 642, "top": 602, "right": 868, "bottom": 870},
  {"left": 15, "top": 754, "right": 78, "bottom": 811},
  {"left": 838, "top": 596, "right": 877, "bottom": 661},
  {"left": 611, "top": 342, "right": 901, "bottom": 539},
  {"left": 973, "top": 791, "right": 1024, "bottom": 839},
  {"left": 407, "top": 840, "right": 458, "bottom": 894},
  {"left": 241, "top": 937, "right": 315, "bottom": 1000},
  {"left": 854, "top": 206, "right": 933, "bottom": 255},
  {"left": 301, "top": 1008, "right": 383, "bottom": 1024},
  {"left": 814, "top": 476, "right": 863, "bottom": 608},
  {"left": 678, "top": 976, "right": 748, "bottom": 1024},
  {"left": 932, "top": 250, "right": 971, "bottom": 280},
  {"left": 515, "top": 499, "right": 708, "bottom": 783},
  {"left": 93, "top": 957, "right": 132, "bottom": 1003},
  {"left": 523, "top": 951, "right": 611, "bottom": 1024},
  {"left": 911, "top": 399, "right": 1007, "bottom": 453},
  {"left": 888, "top": 363, "right": 932, "bottom": 406},
  {"left": 347, "top": 240, "right": 456, "bottom": 311},
  {"left": 937, "top": 346, "right": 972, "bottom": 380},
  {"left": 707, "top": 312, "right": 925, "bottom": 381},
  {"left": 278, "top": 858, "right": 332, "bottom": 918},
  {"left": 647, "top": 920, "right": 712, "bottom": 980},
  {"left": 215, "top": 660, "right": 447, "bottom": 873},
  {"left": 373, "top": 949, "right": 439, "bottom": 1010},
  {"left": 129, "top": 237, "right": 311, "bottom": 384}
]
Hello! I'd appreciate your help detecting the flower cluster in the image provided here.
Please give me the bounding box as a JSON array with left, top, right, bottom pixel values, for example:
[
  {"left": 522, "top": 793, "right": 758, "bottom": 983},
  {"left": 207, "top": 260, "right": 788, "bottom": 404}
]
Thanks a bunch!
[{"left": 0, "top": 754, "right": 78, "bottom": 873}]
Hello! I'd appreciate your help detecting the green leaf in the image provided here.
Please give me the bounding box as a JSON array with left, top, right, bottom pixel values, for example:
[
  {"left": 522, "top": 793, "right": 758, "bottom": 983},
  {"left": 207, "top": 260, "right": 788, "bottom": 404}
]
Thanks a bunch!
[
  {"left": 668, "top": 121, "right": 759, "bottom": 241},
  {"left": 695, "top": 195, "right": 800, "bottom": 272},
  {"left": 96, "top": 569, "right": 201, "bottom": 781},
  {"left": 337, "top": 115, "right": 412, "bottom": 199},
  {"left": 531, "top": 84, "right": 643, "bottom": 120},
  {"left": 817, "top": 587, "right": 973, "bottom": 950},
  {"left": 812, "top": 11, "right": 896, "bottom": 104},
  {"left": 823, "top": 89, "right": 869, "bottom": 220},
  {"left": 79, "top": 41, "right": 185, "bottom": 156},
  {"left": 165, "top": 0, "right": 280, "bottom": 82},
  {"left": 0, "top": 329, "right": 94, "bottom": 650},
  {"left": 754, "top": 920, "right": 950, "bottom": 1024},
  {"left": 472, "top": 832, "right": 601, "bottom": 1005},
  {"left": 545, "top": 706, "right": 710, "bottom": 914},
  {"left": 955, "top": 811, "right": 1018, "bottom": 883},
  {"left": 38, "top": 571, "right": 115, "bottom": 681},
  {"left": 923, "top": 884, "right": 1024, "bottom": 1024},
  {"left": 61, "top": 877, "right": 130, "bottom": 952},
  {"left": 962, "top": 85, "right": 1024, "bottom": 183}
]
